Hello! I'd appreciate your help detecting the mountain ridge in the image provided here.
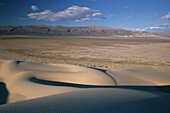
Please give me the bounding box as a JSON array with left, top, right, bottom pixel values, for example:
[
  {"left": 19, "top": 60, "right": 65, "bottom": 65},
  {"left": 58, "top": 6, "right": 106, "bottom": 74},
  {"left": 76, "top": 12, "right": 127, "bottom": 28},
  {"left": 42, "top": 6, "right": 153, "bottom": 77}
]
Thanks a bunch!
[{"left": 0, "top": 25, "right": 167, "bottom": 38}]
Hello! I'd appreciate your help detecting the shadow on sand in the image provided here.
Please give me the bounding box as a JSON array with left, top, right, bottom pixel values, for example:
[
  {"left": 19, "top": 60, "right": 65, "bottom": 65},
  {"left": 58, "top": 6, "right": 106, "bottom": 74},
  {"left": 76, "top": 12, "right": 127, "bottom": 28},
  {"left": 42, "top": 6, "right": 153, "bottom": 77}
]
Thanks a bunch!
[
  {"left": 30, "top": 77, "right": 170, "bottom": 93},
  {"left": 88, "top": 67, "right": 118, "bottom": 85},
  {"left": 0, "top": 82, "right": 9, "bottom": 105}
]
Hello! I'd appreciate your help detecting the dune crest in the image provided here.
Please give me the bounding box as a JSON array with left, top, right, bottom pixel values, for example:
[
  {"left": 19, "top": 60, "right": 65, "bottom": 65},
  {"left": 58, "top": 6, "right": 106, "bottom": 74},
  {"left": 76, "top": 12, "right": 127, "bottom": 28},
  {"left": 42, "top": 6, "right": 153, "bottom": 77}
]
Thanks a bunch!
[
  {"left": 0, "top": 60, "right": 115, "bottom": 103},
  {"left": 0, "top": 60, "right": 170, "bottom": 113}
]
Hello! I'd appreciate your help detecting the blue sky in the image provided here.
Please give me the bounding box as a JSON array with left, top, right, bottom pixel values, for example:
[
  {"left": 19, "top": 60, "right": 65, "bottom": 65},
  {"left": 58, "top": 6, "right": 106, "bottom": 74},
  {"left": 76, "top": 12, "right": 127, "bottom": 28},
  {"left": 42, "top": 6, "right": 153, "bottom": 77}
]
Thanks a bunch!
[{"left": 0, "top": 0, "right": 170, "bottom": 32}]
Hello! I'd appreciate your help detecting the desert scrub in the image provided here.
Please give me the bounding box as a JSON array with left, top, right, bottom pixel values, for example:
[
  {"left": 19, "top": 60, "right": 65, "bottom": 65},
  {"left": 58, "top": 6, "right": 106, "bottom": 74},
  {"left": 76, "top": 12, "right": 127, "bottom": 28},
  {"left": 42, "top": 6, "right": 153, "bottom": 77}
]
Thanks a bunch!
[{"left": 4, "top": 49, "right": 55, "bottom": 59}]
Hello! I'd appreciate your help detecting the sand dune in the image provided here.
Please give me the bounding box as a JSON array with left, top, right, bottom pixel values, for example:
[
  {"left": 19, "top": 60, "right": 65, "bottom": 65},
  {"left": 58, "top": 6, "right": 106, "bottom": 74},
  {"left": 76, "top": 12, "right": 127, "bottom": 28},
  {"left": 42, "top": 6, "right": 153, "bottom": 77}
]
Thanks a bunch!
[
  {"left": 0, "top": 60, "right": 170, "bottom": 113},
  {"left": 107, "top": 68, "right": 170, "bottom": 86},
  {"left": 1, "top": 88, "right": 170, "bottom": 113},
  {"left": 0, "top": 60, "right": 115, "bottom": 103}
]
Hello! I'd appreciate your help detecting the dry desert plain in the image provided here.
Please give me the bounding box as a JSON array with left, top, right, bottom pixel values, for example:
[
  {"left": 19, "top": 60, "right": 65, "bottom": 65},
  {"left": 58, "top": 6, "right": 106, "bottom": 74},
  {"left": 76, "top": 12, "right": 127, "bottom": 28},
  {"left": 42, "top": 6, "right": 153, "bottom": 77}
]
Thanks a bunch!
[
  {"left": 0, "top": 36, "right": 170, "bottom": 113},
  {"left": 0, "top": 36, "right": 170, "bottom": 69}
]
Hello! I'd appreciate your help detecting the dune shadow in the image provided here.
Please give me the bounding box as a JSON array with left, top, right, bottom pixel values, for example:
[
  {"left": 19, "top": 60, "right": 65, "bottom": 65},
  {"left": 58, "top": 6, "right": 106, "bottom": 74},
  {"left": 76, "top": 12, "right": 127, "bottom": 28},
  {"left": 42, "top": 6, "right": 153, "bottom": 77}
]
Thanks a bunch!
[
  {"left": 0, "top": 82, "right": 9, "bottom": 105},
  {"left": 87, "top": 67, "right": 118, "bottom": 85},
  {"left": 16, "top": 60, "right": 23, "bottom": 64},
  {"left": 157, "top": 86, "right": 170, "bottom": 93},
  {"left": 30, "top": 77, "right": 170, "bottom": 93}
]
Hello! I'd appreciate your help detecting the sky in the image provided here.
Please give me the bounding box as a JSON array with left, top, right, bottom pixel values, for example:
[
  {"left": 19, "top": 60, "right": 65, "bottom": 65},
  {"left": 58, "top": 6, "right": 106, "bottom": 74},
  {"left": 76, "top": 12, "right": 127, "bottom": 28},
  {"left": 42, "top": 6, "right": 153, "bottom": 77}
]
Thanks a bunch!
[{"left": 0, "top": 0, "right": 170, "bottom": 33}]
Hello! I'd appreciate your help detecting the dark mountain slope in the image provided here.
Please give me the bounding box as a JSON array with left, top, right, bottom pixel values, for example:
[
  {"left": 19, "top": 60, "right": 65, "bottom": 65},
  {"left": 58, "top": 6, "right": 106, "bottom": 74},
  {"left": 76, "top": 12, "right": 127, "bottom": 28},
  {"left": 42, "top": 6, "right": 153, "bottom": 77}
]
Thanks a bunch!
[{"left": 0, "top": 25, "right": 139, "bottom": 36}]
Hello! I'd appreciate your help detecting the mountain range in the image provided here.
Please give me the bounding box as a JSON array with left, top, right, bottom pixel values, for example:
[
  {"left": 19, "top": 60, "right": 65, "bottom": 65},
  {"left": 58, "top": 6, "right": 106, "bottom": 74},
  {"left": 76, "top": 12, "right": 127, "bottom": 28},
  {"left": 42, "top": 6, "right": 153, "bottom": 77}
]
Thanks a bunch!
[{"left": 0, "top": 25, "right": 168, "bottom": 38}]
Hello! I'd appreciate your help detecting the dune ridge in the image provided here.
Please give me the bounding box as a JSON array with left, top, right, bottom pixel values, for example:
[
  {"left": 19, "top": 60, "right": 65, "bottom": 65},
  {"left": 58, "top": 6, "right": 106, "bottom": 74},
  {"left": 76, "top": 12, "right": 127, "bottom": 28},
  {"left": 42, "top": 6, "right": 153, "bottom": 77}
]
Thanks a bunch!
[
  {"left": 0, "top": 60, "right": 170, "bottom": 113},
  {"left": 0, "top": 60, "right": 115, "bottom": 103}
]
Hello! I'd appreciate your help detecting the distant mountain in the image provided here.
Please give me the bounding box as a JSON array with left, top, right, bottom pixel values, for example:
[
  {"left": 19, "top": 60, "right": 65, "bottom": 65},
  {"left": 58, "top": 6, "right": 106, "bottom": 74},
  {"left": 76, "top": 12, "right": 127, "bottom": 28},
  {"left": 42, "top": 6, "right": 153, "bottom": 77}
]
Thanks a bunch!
[
  {"left": 141, "top": 31, "right": 149, "bottom": 33},
  {"left": 152, "top": 32, "right": 170, "bottom": 36},
  {"left": 0, "top": 25, "right": 166, "bottom": 38}
]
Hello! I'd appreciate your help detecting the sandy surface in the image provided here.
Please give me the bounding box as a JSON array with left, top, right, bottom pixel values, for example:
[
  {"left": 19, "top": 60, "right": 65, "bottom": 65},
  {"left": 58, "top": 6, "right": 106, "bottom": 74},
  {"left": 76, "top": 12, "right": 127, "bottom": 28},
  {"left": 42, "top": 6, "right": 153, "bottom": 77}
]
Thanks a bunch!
[
  {"left": 0, "top": 37, "right": 170, "bottom": 113},
  {"left": 0, "top": 60, "right": 170, "bottom": 113},
  {"left": 0, "top": 60, "right": 115, "bottom": 103},
  {"left": 0, "top": 37, "right": 170, "bottom": 69}
]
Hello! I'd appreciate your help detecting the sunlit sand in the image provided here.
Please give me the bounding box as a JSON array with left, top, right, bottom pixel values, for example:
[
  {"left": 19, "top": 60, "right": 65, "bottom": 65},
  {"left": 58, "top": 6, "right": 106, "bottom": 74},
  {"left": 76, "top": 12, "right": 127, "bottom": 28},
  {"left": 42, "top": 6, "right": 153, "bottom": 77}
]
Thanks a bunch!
[{"left": 0, "top": 60, "right": 170, "bottom": 113}]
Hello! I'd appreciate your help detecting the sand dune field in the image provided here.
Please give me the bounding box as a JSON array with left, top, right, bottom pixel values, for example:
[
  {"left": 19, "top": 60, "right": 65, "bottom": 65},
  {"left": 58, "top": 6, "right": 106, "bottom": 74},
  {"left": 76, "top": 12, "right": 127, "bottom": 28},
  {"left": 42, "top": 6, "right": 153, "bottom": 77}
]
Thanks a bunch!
[
  {"left": 0, "top": 37, "right": 170, "bottom": 113},
  {"left": 0, "top": 60, "right": 170, "bottom": 113}
]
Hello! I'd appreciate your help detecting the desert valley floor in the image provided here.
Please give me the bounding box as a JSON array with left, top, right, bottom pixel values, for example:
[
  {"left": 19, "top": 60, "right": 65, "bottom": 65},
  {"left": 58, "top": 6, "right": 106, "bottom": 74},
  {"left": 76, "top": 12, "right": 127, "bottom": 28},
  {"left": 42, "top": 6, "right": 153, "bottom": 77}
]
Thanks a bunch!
[
  {"left": 0, "top": 36, "right": 170, "bottom": 113},
  {"left": 0, "top": 36, "right": 170, "bottom": 69}
]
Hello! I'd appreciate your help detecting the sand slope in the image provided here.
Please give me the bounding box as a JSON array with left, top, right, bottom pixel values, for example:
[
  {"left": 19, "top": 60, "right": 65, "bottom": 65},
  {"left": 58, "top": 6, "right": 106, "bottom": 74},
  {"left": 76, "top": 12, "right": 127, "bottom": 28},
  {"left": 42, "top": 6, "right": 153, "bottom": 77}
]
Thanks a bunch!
[
  {"left": 1, "top": 88, "right": 170, "bottom": 113},
  {"left": 0, "top": 60, "right": 170, "bottom": 113},
  {"left": 0, "top": 60, "right": 115, "bottom": 103},
  {"left": 107, "top": 68, "right": 170, "bottom": 86}
]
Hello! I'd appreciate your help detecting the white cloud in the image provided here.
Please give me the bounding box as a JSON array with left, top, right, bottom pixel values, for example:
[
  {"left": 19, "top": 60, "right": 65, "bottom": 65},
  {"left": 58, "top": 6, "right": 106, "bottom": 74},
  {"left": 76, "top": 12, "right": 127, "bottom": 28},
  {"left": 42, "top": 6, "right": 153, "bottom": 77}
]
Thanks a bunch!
[
  {"left": 133, "top": 23, "right": 170, "bottom": 33},
  {"left": 76, "top": 17, "right": 92, "bottom": 22},
  {"left": 27, "top": 5, "right": 105, "bottom": 22},
  {"left": 109, "top": 14, "right": 114, "bottom": 17},
  {"left": 92, "top": 13, "right": 105, "bottom": 18},
  {"left": 157, "top": 23, "right": 170, "bottom": 27},
  {"left": 133, "top": 12, "right": 170, "bottom": 33},
  {"left": 31, "top": 5, "right": 39, "bottom": 11},
  {"left": 122, "top": 16, "right": 133, "bottom": 21},
  {"left": 162, "top": 12, "right": 170, "bottom": 21},
  {"left": 28, "top": 10, "right": 54, "bottom": 20},
  {"left": 127, "top": 16, "right": 133, "bottom": 19}
]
